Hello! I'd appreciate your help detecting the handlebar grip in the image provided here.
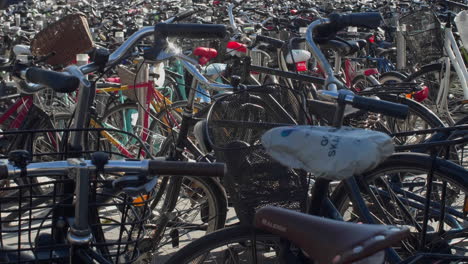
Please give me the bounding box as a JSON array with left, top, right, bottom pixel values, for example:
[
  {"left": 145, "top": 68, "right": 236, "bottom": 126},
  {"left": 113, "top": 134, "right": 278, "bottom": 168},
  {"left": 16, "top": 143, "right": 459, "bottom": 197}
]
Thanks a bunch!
[
  {"left": 154, "top": 23, "right": 227, "bottom": 39},
  {"left": 25, "top": 68, "right": 80, "bottom": 93},
  {"left": 255, "top": 35, "right": 285, "bottom": 49},
  {"left": 0, "top": 0, "right": 21, "bottom": 9},
  {"left": 315, "top": 12, "right": 382, "bottom": 41},
  {"left": 352, "top": 95, "right": 408, "bottom": 119},
  {"left": 148, "top": 161, "right": 225, "bottom": 177},
  {"left": 173, "top": 9, "right": 198, "bottom": 22},
  {"left": 337, "top": 12, "right": 383, "bottom": 29},
  {"left": 0, "top": 165, "right": 7, "bottom": 179}
]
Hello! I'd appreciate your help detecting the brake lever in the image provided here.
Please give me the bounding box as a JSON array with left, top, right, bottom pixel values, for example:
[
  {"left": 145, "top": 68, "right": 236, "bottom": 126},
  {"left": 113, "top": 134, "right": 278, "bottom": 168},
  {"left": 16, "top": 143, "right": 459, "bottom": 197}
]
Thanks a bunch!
[{"left": 113, "top": 175, "right": 158, "bottom": 196}]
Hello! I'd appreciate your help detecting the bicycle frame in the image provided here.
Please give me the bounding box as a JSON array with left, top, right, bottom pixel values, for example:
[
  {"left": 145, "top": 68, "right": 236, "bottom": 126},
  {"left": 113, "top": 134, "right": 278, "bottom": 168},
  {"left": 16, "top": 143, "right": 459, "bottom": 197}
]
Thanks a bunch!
[
  {"left": 0, "top": 95, "right": 32, "bottom": 129},
  {"left": 434, "top": 25, "right": 468, "bottom": 121}
]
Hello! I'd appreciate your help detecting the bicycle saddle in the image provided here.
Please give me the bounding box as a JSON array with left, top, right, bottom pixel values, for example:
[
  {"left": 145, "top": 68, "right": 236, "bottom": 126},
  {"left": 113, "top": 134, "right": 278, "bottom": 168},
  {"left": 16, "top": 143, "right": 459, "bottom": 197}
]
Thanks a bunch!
[
  {"left": 226, "top": 41, "right": 247, "bottom": 56},
  {"left": 194, "top": 47, "right": 218, "bottom": 65},
  {"left": 349, "top": 39, "right": 367, "bottom": 50},
  {"left": 320, "top": 39, "right": 365, "bottom": 56},
  {"left": 254, "top": 206, "right": 410, "bottom": 264},
  {"left": 261, "top": 126, "right": 394, "bottom": 180},
  {"left": 0, "top": 57, "right": 8, "bottom": 65},
  {"left": 375, "top": 47, "right": 397, "bottom": 57}
]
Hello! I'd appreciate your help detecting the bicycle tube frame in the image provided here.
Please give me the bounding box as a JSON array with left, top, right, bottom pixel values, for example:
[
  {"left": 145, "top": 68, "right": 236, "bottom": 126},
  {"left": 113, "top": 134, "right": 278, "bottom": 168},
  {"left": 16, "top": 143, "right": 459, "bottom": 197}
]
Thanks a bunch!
[
  {"left": 435, "top": 27, "right": 468, "bottom": 115},
  {"left": 0, "top": 95, "right": 33, "bottom": 129}
]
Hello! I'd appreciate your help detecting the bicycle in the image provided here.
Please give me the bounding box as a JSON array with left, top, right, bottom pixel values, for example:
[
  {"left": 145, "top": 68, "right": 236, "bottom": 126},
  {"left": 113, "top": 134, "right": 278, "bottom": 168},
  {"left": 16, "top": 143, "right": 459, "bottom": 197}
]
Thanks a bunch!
[
  {"left": 167, "top": 12, "right": 468, "bottom": 263},
  {"left": 0, "top": 43, "right": 226, "bottom": 264}
]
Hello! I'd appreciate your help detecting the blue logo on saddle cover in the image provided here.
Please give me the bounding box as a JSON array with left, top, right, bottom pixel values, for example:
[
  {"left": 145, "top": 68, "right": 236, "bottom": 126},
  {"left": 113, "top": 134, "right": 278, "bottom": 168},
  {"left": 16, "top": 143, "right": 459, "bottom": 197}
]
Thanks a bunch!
[{"left": 280, "top": 128, "right": 296, "bottom": 137}]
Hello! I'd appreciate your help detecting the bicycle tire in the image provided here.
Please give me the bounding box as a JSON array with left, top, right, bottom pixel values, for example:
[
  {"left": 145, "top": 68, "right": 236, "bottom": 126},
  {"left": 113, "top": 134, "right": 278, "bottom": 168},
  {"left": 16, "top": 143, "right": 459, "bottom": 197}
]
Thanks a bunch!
[
  {"left": 376, "top": 94, "right": 444, "bottom": 144},
  {"left": 379, "top": 71, "right": 408, "bottom": 84},
  {"left": 331, "top": 153, "right": 468, "bottom": 260},
  {"left": 343, "top": 89, "right": 444, "bottom": 145},
  {"left": 350, "top": 74, "right": 380, "bottom": 93},
  {"left": 164, "top": 226, "right": 282, "bottom": 264}
]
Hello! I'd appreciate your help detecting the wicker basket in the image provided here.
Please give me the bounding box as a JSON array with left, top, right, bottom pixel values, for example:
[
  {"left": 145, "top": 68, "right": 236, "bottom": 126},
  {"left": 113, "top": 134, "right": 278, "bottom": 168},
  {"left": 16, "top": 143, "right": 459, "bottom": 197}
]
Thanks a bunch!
[{"left": 30, "top": 13, "right": 94, "bottom": 66}]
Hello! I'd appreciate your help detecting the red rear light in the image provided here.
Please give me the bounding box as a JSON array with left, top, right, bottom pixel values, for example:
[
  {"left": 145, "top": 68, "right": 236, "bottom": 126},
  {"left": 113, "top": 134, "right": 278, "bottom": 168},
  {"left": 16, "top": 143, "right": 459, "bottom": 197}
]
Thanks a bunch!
[
  {"left": 413, "top": 86, "right": 429, "bottom": 102},
  {"left": 105, "top": 77, "right": 121, "bottom": 83},
  {"left": 369, "top": 35, "right": 375, "bottom": 43},
  {"left": 363, "top": 68, "right": 379, "bottom": 76},
  {"left": 295, "top": 61, "right": 308, "bottom": 72},
  {"left": 290, "top": 9, "right": 298, "bottom": 15}
]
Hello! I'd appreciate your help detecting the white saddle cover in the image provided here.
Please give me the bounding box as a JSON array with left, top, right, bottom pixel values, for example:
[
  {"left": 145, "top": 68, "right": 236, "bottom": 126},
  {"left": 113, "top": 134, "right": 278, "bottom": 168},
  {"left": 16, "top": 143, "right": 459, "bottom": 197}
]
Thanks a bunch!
[{"left": 261, "top": 126, "right": 394, "bottom": 180}]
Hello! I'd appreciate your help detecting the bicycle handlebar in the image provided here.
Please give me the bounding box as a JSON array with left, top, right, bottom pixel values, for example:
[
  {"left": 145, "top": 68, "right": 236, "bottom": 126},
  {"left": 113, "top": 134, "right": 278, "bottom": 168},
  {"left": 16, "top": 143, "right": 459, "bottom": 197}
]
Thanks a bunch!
[
  {"left": 305, "top": 12, "right": 382, "bottom": 90},
  {"left": 23, "top": 68, "right": 80, "bottom": 93},
  {"left": 153, "top": 23, "right": 227, "bottom": 39},
  {"left": 172, "top": 9, "right": 199, "bottom": 22},
  {"left": 0, "top": 159, "right": 225, "bottom": 180},
  {"left": 254, "top": 35, "right": 285, "bottom": 49},
  {"left": 315, "top": 12, "right": 383, "bottom": 42},
  {"left": 319, "top": 90, "right": 409, "bottom": 119},
  {"left": 351, "top": 94, "right": 408, "bottom": 119}
]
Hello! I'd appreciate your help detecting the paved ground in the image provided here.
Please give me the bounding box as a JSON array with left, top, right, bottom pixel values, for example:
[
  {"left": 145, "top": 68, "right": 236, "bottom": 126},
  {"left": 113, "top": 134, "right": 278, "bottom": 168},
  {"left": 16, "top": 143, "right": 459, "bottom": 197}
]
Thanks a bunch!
[{"left": 151, "top": 207, "right": 238, "bottom": 263}]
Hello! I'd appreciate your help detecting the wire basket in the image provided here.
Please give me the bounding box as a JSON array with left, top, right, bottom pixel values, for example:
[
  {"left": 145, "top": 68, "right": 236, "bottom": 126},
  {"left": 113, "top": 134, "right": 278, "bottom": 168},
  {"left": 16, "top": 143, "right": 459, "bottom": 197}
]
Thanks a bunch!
[
  {"left": 399, "top": 9, "right": 443, "bottom": 66},
  {"left": 30, "top": 13, "right": 94, "bottom": 66},
  {"left": 0, "top": 164, "right": 155, "bottom": 263},
  {"left": 206, "top": 92, "right": 309, "bottom": 224},
  {"left": 0, "top": 128, "right": 156, "bottom": 263},
  {"left": 33, "top": 88, "right": 74, "bottom": 115}
]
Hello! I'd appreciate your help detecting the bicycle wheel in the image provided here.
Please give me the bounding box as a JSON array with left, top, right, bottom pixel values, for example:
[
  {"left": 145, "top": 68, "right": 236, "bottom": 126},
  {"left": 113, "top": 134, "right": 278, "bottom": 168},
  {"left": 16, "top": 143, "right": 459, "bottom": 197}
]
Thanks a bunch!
[
  {"left": 138, "top": 137, "right": 228, "bottom": 263},
  {"left": 447, "top": 115, "right": 468, "bottom": 168},
  {"left": 344, "top": 93, "right": 444, "bottom": 145},
  {"left": 373, "top": 94, "right": 444, "bottom": 144},
  {"left": 149, "top": 100, "right": 209, "bottom": 140},
  {"left": 164, "top": 226, "right": 282, "bottom": 264},
  {"left": 101, "top": 102, "right": 166, "bottom": 157},
  {"left": 405, "top": 63, "right": 464, "bottom": 125},
  {"left": 332, "top": 153, "right": 468, "bottom": 260},
  {"left": 7, "top": 107, "right": 62, "bottom": 197}
]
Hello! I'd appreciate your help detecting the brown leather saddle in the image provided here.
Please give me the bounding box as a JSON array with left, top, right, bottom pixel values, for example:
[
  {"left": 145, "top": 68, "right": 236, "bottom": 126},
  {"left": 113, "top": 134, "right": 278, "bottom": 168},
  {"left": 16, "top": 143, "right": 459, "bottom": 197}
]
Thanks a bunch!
[{"left": 254, "top": 206, "right": 410, "bottom": 264}]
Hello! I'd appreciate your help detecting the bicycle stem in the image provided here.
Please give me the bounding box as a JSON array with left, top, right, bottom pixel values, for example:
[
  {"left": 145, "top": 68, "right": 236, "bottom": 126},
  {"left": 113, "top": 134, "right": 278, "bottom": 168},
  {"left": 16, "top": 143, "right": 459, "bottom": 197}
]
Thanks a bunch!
[{"left": 305, "top": 18, "right": 343, "bottom": 92}]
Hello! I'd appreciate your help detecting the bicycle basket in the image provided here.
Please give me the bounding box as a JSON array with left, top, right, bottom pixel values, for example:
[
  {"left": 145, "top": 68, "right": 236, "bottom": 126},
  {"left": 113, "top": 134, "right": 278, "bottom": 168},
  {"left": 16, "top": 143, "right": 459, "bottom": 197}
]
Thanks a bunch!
[
  {"left": 399, "top": 9, "right": 443, "bottom": 66},
  {"left": 30, "top": 13, "right": 94, "bottom": 66},
  {"left": 0, "top": 128, "right": 156, "bottom": 263},
  {"left": 206, "top": 92, "right": 309, "bottom": 224},
  {"left": 0, "top": 166, "right": 155, "bottom": 263}
]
